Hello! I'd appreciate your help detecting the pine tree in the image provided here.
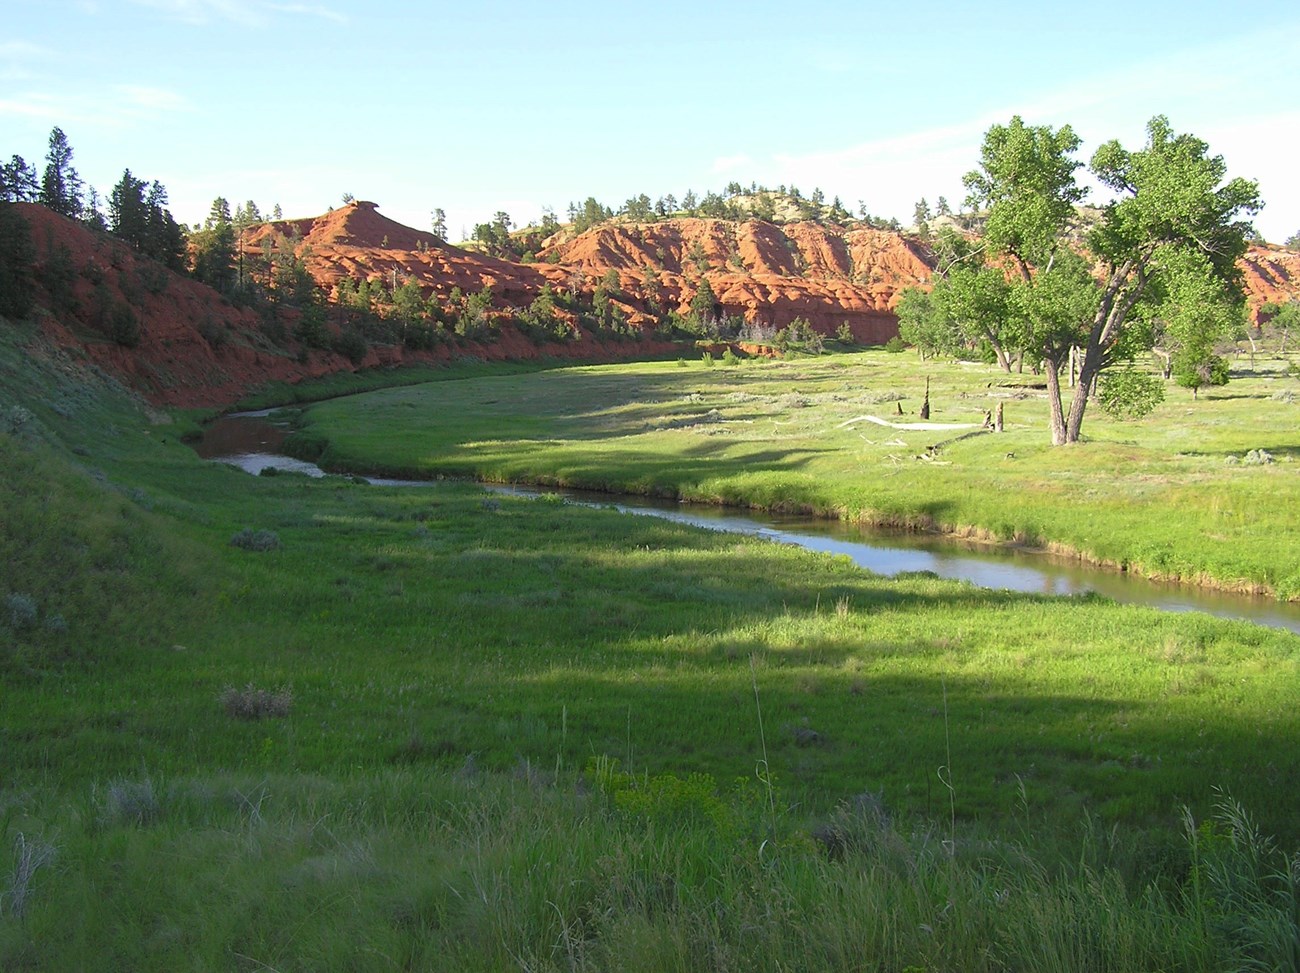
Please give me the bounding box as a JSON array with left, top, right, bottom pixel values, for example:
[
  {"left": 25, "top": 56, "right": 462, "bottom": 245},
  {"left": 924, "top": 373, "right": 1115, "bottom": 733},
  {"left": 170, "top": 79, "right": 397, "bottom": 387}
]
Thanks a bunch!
[
  {"left": 83, "top": 186, "right": 108, "bottom": 232},
  {"left": 1, "top": 156, "right": 39, "bottom": 202},
  {"left": 144, "top": 180, "right": 186, "bottom": 270},
  {"left": 192, "top": 197, "right": 237, "bottom": 292},
  {"left": 109, "top": 169, "right": 149, "bottom": 247},
  {"left": 690, "top": 276, "right": 719, "bottom": 325},
  {"left": 0, "top": 203, "right": 36, "bottom": 317},
  {"left": 39, "top": 127, "right": 83, "bottom": 218}
]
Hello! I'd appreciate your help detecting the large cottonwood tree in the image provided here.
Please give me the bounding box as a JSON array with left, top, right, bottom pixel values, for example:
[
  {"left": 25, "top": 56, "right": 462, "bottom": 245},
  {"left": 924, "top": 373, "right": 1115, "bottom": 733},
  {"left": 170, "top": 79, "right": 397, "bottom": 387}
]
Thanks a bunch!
[
  {"left": 1067, "top": 117, "right": 1261, "bottom": 442},
  {"left": 951, "top": 115, "right": 1261, "bottom": 445}
]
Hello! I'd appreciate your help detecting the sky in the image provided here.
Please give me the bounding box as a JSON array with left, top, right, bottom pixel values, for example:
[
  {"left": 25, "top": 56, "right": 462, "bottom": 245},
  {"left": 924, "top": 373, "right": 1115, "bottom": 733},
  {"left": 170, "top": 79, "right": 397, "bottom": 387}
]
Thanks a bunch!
[{"left": 4, "top": 0, "right": 1300, "bottom": 244}]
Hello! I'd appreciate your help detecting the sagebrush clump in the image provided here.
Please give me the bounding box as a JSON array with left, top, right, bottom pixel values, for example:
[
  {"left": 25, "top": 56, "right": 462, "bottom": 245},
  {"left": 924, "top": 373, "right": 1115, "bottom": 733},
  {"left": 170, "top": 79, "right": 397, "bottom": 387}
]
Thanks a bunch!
[
  {"left": 100, "top": 777, "right": 162, "bottom": 827},
  {"left": 229, "top": 528, "right": 280, "bottom": 552},
  {"left": 219, "top": 683, "right": 293, "bottom": 720},
  {"left": 4, "top": 593, "right": 38, "bottom": 630}
]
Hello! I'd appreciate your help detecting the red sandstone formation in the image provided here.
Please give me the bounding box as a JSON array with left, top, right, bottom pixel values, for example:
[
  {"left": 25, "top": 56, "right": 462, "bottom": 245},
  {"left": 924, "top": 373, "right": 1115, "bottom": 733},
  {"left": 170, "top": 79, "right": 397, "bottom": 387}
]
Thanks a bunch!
[
  {"left": 10, "top": 199, "right": 1298, "bottom": 409},
  {"left": 1239, "top": 244, "right": 1300, "bottom": 322}
]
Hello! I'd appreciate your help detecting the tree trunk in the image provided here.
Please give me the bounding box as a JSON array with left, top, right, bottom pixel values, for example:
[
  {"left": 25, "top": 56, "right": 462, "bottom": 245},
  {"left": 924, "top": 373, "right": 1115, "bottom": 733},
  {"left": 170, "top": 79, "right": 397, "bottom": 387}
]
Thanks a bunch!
[
  {"left": 1063, "top": 259, "right": 1148, "bottom": 444},
  {"left": 986, "top": 332, "right": 1012, "bottom": 372},
  {"left": 1064, "top": 354, "right": 1099, "bottom": 443},
  {"left": 1044, "top": 359, "right": 1068, "bottom": 446},
  {"left": 1152, "top": 347, "right": 1172, "bottom": 380}
]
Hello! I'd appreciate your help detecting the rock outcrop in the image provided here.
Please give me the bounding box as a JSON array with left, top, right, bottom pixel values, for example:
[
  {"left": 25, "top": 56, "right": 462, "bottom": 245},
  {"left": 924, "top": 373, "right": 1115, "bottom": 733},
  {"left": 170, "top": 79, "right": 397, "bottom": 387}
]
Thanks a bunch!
[{"left": 1239, "top": 244, "right": 1300, "bottom": 321}]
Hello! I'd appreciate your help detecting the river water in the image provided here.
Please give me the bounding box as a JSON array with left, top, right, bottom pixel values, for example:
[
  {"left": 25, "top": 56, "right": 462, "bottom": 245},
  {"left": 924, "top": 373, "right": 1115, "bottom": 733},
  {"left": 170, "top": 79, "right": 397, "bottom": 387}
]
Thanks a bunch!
[{"left": 196, "top": 413, "right": 1300, "bottom": 634}]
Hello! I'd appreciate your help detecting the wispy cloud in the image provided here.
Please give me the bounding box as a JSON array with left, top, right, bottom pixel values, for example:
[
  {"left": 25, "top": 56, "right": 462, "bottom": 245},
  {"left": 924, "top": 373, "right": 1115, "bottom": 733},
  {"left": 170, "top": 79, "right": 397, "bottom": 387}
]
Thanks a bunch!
[
  {"left": 115, "top": 84, "right": 191, "bottom": 113},
  {"left": 762, "top": 20, "right": 1300, "bottom": 229},
  {"left": 128, "top": 0, "right": 265, "bottom": 26},
  {"left": 0, "top": 40, "right": 53, "bottom": 82},
  {"left": 0, "top": 41, "right": 52, "bottom": 60},
  {"left": 711, "top": 153, "right": 755, "bottom": 174},
  {"left": 0, "top": 84, "right": 190, "bottom": 126},
  {"left": 128, "top": 0, "right": 346, "bottom": 26},
  {"left": 270, "top": 3, "right": 347, "bottom": 25},
  {"left": 0, "top": 92, "right": 67, "bottom": 120}
]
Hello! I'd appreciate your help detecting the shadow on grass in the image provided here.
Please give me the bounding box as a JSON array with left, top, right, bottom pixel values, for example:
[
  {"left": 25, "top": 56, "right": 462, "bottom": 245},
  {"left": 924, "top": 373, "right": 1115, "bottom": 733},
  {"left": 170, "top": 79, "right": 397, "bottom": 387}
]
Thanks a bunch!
[{"left": 456, "top": 663, "right": 1300, "bottom": 839}]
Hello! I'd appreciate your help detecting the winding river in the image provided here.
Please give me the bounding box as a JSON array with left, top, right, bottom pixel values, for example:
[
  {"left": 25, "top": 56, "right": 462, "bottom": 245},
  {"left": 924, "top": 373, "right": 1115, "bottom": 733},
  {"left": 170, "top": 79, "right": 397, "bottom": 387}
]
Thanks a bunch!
[{"left": 195, "top": 412, "right": 1300, "bottom": 635}]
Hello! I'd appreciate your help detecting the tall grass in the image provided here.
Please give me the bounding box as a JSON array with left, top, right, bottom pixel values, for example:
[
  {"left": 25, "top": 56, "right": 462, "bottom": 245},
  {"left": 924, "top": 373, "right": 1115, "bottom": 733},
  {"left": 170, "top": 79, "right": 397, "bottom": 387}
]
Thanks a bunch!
[{"left": 3, "top": 769, "right": 1298, "bottom": 971}]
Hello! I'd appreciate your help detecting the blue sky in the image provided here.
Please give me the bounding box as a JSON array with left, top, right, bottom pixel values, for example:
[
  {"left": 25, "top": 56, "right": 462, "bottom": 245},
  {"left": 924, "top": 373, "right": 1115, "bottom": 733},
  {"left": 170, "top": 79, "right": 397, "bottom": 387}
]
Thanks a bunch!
[{"left": 5, "top": 0, "right": 1300, "bottom": 243}]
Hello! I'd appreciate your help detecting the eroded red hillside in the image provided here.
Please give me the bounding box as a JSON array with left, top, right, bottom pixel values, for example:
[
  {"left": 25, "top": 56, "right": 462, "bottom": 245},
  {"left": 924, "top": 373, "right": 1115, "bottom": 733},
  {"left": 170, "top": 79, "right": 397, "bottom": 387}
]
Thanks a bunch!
[
  {"left": 244, "top": 203, "right": 939, "bottom": 342},
  {"left": 1240, "top": 244, "right": 1300, "bottom": 321},
  {"left": 13, "top": 204, "right": 674, "bottom": 408},
  {"left": 534, "top": 217, "right": 935, "bottom": 342},
  {"left": 245, "top": 201, "right": 561, "bottom": 309},
  {"left": 13, "top": 200, "right": 1298, "bottom": 409}
]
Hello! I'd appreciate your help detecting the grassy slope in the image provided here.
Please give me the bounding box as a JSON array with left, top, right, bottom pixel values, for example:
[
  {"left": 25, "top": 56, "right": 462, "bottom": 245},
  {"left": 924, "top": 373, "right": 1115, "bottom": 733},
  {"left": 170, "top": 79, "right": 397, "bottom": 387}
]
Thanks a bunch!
[
  {"left": 296, "top": 352, "right": 1300, "bottom": 596},
  {"left": 3, "top": 331, "right": 1299, "bottom": 970}
]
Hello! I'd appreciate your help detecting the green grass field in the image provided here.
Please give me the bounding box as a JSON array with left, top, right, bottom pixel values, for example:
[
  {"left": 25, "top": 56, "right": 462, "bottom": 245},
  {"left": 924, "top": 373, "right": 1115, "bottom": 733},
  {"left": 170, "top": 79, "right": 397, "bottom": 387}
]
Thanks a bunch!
[
  {"left": 291, "top": 351, "right": 1300, "bottom": 598},
  {"left": 3, "top": 328, "right": 1299, "bottom": 970}
]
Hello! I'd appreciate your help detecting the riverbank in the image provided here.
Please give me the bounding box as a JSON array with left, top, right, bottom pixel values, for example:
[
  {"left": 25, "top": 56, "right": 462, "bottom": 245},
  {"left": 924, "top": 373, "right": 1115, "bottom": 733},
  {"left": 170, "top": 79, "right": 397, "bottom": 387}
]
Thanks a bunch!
[
  {"left": 196, "top": 408, "right": 1300, "bottom": 632},
  {"left": 273, "top": 352, "right": 1300, "bottom": 601}
]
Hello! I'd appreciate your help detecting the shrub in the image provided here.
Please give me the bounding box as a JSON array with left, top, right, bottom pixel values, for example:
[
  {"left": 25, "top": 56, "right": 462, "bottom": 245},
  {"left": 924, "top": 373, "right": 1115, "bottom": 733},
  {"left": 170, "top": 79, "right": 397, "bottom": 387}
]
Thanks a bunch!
[
  {"left": 1099, "top": 368, "right": 1165, "bottom": 420},
  {"left": 229, "top": 528, "right": 281, "bottom": 552},
  {"left": 197, "top": 317, "right": 227, "bottom": 349},
  {"left": 136, "top": 263, "right": 169, "bottom": 295},
  {"left": 2, "top": 832, "right": 56, "bottom": 918},
  {"left": 38, "top": 242, "right": 78, "bottom": 313},
  {"left": 4, "top": 593, "right": 38, "bottom": 630},
  {"left": 333, "top": 328, "right": 368, "bottom": 364},
  {"left": 108, "top": 302, "right": 140, "bottom": 347},
  {"left": 720, "top": 348, "right": 739, "bottom": 366},
  {"left": 3, "top": 405, "right": 36, "bottom": 436},
  {"left": 219, "top": 683, "right": 293, "bottom": 720},
  {"left": 836, "top": 322, "right": 855, "bottom": 344},
  {"left": 883, "top": 335, "right": 907, "bottom": 353},
  {"left": 100, "top": 777, "right": 162, "bottom": 827}
]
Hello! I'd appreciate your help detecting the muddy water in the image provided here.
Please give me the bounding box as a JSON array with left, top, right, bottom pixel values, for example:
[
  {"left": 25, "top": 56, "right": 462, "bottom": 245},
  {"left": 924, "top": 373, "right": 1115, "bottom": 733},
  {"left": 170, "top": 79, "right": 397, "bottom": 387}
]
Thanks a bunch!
[
  {"left": 199, "top": 413, "right": 1300, "bottom": 634},
  {"left": 191, "top": 409, "right": 328, "bottom": 477}
]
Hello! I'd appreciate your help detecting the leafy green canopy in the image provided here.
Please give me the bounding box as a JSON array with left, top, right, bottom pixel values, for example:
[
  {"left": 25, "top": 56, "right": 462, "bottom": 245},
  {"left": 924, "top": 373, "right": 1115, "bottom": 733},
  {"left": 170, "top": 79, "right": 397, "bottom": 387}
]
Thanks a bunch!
[
  {"left": 964, "top": 117, "right": 1086, "bottom": 271},
  {"left": 903, "top": 114, "right": 1261, "bottom": 444}
]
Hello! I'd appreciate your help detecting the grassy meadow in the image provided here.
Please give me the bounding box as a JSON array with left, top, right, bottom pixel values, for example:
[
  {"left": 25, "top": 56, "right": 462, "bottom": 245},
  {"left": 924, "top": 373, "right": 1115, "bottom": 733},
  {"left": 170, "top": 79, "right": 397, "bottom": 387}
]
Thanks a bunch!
[
  {"left": 293, "top": 349, "right": 1300, "bottom": 598},
  {"left": 3, "top": 326, "right": 1300, "bottom": 970}
]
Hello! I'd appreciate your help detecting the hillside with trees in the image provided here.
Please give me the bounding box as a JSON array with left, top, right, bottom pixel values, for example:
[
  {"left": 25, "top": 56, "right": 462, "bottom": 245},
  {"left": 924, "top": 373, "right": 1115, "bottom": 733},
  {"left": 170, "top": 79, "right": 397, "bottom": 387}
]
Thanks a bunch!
[{"left": 4, "top": 125, "right": 1300, "bottom": 410}]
